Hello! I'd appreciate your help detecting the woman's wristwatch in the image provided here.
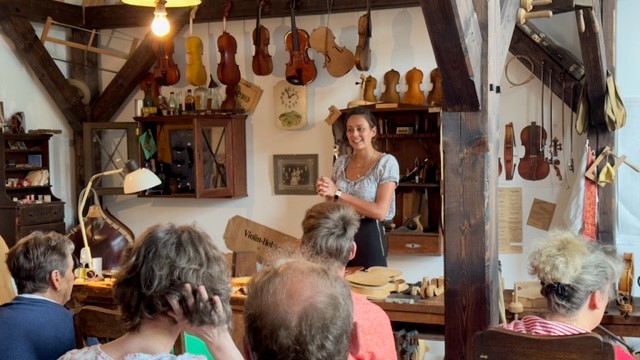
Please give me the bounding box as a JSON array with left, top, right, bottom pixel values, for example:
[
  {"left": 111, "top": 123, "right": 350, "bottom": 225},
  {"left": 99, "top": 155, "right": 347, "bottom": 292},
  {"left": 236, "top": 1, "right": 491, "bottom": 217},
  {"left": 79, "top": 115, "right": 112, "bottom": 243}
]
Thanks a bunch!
[{"left": 334, "top": 189, "right": 342, "bottom": 201}]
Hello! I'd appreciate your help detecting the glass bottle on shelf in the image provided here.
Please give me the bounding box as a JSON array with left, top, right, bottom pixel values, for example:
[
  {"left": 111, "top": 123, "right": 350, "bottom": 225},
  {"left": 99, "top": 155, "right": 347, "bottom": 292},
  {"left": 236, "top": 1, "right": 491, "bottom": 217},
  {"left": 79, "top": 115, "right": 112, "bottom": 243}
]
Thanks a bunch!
[
  {"left": 184, "top": 89, "right": 195, "bottom": 113},
  {"left": 168, "top": 92, "right": 178, "bottom": 115},
  {"left": 194, "top": 86, "right": 208, "bottom": 111},
  {"left": 143, "top": 82, "right": 155, "bottom": 116},
  {"left": 208, "top": 75, "right": 221, "bottom": 110}
]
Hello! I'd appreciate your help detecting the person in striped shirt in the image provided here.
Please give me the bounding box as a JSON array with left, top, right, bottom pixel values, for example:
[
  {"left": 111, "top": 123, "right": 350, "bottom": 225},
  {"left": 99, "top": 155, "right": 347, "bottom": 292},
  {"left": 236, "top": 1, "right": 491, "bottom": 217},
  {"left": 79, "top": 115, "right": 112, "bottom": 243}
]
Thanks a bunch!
[{"left": 500, "top": 230, "right": 634, "bottom": 359}]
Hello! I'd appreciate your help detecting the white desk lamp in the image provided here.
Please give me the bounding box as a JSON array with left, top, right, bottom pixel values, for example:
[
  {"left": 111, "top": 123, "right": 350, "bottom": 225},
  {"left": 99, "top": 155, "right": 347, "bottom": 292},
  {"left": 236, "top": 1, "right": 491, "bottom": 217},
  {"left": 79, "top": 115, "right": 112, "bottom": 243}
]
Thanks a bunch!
[{"left": 78, "top": 159, "right": 161, "bottom": 269}]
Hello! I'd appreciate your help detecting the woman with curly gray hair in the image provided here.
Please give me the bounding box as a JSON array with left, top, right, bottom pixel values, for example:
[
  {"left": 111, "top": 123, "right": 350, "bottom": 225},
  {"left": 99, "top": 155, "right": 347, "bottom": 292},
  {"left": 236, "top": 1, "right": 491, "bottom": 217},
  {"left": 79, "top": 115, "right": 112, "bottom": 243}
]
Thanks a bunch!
[
  {"left": 60, "top": 223, "right": 243, "bottom": 360},
  {"left": 500, "top": 230, "right": 633, "bottom": 359}
]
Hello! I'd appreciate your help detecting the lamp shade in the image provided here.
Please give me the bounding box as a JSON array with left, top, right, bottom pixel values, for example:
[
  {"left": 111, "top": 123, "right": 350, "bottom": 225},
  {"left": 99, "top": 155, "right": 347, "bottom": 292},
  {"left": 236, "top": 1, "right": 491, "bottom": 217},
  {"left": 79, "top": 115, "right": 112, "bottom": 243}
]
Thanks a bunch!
[
  {"left": 123, "top": 167, "right": 162, "bottom": 194},
  {"left": 122, "top": 0, "right": 201, "bottom": 7}
]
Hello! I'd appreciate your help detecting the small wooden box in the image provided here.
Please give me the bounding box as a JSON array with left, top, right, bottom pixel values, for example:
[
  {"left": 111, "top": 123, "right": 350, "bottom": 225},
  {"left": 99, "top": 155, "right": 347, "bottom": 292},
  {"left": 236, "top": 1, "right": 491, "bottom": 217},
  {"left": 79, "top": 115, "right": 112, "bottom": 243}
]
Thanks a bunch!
[{"left": 387, "top": 231, "right": 442, "bottom": 255}]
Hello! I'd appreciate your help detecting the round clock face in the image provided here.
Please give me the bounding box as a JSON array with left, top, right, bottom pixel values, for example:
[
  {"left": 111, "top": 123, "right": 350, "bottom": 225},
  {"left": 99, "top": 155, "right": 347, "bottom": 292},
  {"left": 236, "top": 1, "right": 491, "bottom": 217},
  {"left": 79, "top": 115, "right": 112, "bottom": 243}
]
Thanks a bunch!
[{"left": 279, "top": 86, "right": 299, "bottom": 109}]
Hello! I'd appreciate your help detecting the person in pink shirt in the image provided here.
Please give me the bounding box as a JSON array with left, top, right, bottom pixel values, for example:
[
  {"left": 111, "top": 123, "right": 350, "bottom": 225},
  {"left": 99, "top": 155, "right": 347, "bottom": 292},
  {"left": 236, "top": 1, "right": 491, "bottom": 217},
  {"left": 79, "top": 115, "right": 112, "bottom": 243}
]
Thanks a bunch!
[
  {"left": 300, "top": 201, "right": 397, "bottom": 360},
  {"left": 500, "top": 230, "right": 634, "bottom": 360}
]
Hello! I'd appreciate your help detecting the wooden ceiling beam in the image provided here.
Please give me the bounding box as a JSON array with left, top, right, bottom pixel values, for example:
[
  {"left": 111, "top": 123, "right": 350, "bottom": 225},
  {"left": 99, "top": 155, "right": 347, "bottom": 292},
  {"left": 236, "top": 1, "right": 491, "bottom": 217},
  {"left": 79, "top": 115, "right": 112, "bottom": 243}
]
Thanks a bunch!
[
  {"left": 577, "top": 4, "right": 607, "bottom": 128},
  {"left": 90, "top": 9, "right": 191, "bottom": 123},
  {"left": 0, "top": 0, "right": 82, "bottom": 26},
  {"left": 0, "top": 14, "right": 85, "bottom": 132},
  {"left": 509, "top": 24, "right": 583, "bottom": 111},
  {"left": 419, "top": 0, "right": 481, "bottom": 112},
  {"left": 0, "top": 0, "right": 425, "bottom": 30}
]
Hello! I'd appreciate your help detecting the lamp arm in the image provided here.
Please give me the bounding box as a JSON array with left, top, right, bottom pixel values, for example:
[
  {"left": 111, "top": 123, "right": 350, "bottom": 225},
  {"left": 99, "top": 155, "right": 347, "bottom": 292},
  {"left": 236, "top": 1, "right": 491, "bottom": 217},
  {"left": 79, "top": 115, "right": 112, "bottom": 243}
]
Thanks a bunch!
[{"left": 78, "top": 168, "right": 124, "bottom": 269}]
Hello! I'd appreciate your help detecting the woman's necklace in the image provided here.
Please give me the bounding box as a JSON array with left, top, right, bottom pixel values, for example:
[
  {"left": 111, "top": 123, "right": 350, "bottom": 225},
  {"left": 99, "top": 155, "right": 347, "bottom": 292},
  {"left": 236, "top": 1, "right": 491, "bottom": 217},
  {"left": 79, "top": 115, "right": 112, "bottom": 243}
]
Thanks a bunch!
[{"left": 352, "top": 151, "right": 377, "bottom": 179}]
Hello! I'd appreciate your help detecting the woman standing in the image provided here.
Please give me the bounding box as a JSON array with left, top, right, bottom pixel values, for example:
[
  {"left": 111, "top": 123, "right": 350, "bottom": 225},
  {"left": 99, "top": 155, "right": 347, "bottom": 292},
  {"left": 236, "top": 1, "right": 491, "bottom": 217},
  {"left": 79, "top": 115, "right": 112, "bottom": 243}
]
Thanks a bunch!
[{"left": 317, "top": 107, "right": 399, "bottom": 268}]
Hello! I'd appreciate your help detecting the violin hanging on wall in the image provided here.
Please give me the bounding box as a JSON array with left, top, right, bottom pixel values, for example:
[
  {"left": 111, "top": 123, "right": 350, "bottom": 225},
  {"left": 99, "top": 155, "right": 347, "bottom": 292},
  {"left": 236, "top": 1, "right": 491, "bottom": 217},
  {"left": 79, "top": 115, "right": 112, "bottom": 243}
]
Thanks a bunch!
[
  {"left": 217, "top": 0, "right": 241, "bottom": 111},
  {"left": 252, "top": 0, "right": 273, "bottom": 76},
  {"left": 355, "top": 0, "right": 371, "bottom": 71},
  {"left": 186, "top": 35, "right": 207, "bottom": 86},
  {"left": 309, "top": 0, "right": 355, "bottom": 78},
  {"left": 284, "top": 0, "right": 316, "bottom": 85},
  {"left": 153, "top": 37, "right": 180, "bottom": 86},
  {"left": 504, "top": 122, "right": 515, "bottom": 180},
  {"left": 517, "top": 121, "right": 549, "bottom": 181}
]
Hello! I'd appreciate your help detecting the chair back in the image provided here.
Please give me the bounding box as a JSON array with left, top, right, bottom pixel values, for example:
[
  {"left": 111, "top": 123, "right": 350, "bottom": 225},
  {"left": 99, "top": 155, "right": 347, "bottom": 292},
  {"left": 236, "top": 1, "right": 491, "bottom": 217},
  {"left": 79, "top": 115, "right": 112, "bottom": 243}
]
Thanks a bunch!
[
  {"left": 74, "top": 305, "right": 126, "bottom": 348},
  {"left": 0, "top": 235, "right": 16, "bottom": 305},
  {"left": 73, "top": 305, "right": 186, "bottom": 354},
  {"left": 472, "top": 328, "right": 615, "bottom": 360}
]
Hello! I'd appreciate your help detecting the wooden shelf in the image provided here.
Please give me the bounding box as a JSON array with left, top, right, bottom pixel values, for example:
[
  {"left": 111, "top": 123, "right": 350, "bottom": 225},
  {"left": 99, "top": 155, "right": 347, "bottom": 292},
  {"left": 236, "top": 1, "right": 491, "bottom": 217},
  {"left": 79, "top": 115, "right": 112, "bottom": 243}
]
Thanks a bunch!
[{"left": 1, "top": 133, "right": 64, "bottom": 248}]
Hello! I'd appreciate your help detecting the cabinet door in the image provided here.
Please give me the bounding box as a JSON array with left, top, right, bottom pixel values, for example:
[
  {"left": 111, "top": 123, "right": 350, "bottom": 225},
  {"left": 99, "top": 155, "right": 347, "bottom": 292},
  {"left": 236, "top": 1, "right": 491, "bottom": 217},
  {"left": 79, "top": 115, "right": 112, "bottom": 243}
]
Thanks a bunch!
[
  {"left": 194, "top": 118, "right": 234, "bottom": 197},
  {"left": 83, "top": 122, "right": 139, "bottom": 195}
]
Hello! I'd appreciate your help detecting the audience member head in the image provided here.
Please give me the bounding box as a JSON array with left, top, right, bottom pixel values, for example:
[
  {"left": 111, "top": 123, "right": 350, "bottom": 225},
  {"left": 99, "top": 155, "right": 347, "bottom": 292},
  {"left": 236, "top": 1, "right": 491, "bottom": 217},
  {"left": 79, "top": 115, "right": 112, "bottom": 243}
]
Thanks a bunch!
[
  {"left": 6, "top": 231, "right": 75, "bottom": 304},
  {"left": 529, "top": 230, "right": 622, "bottom": 328},
  {"left": 300, "top": 201, "right": 360, "bottom": 268},
  {"left": 244, "top": 260, "right": 353, "bottom": 360},
  {"left": 113, "top": 223, "right": 231, "bottom": 332}
]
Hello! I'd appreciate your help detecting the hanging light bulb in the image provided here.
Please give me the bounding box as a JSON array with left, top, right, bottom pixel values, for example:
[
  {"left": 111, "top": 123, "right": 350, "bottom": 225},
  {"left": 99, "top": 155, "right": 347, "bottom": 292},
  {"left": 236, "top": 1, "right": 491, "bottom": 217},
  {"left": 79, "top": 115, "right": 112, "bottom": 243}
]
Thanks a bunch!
[
  {"left": 122, "top": 0, "right": 201, "bottom": 7},
  {"left": 151, "top": 0, "right": 170, "bottom": 37}
]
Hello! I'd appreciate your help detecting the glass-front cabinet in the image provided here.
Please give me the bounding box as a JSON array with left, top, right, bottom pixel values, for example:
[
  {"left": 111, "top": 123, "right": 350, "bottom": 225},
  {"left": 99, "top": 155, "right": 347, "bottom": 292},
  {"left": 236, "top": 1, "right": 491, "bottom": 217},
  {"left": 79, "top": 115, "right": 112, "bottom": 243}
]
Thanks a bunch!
[{"left": 134, "top": 114, "right": 247, "bottom": 198}]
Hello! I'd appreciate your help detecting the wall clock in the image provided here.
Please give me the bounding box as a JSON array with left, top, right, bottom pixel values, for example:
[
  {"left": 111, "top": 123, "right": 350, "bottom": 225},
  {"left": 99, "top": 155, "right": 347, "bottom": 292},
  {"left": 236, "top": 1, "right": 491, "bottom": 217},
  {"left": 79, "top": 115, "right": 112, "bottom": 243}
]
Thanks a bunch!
[{"left": 274, "top": 80, "right": 307, "bottom": 130}]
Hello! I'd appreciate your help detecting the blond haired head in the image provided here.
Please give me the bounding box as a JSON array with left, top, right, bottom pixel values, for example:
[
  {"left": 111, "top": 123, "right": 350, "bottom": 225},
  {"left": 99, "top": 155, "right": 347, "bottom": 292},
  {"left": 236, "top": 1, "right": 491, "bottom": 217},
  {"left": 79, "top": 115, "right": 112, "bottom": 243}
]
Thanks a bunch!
[{"left": 528, "top": 230, "right": 622, "bottom": 315}]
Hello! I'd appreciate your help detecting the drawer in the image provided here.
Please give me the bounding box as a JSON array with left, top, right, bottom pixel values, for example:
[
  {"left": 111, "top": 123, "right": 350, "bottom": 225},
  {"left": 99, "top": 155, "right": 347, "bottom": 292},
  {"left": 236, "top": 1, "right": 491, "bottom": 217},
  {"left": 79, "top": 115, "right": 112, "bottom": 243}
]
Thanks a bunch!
[
  {"left": 388, "top": 232, "right": 442, "bottom": 255},
  {"left": 18, "top": 221, "right": 66, "bottom": 238},
  {"left": 17, "top": 202, "right": 65, "bottom": 225}
]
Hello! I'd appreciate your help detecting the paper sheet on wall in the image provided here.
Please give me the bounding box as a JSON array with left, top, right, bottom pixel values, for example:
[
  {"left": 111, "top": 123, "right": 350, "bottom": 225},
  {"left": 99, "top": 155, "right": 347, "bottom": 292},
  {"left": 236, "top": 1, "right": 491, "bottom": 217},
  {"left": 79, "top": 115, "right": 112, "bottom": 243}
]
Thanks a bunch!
[
  {"left": 498, "top": 188, "right": 523, "bottom": 254},
  {"left": 527, "top": 198, "right": 557, "bottom": 231}
]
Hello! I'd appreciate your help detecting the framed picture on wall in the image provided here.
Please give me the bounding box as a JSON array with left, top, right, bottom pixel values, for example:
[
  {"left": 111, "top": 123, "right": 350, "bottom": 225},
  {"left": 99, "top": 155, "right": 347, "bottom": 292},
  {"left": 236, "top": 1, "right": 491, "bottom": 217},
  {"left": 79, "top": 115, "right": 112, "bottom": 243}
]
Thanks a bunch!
[
  {"left": 273, "top": 154, "right": 318, "bottom": 195},
  {"left": 27, "top": 154, "right": 43, "bottom": 167}
]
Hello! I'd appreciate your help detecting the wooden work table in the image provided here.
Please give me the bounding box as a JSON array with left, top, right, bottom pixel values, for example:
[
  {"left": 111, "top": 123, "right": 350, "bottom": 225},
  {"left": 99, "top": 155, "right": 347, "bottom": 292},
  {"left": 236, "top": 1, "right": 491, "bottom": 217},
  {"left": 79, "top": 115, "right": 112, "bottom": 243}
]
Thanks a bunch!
[{"left": 72, "top": 281, "right": 640, "bottom": 349}]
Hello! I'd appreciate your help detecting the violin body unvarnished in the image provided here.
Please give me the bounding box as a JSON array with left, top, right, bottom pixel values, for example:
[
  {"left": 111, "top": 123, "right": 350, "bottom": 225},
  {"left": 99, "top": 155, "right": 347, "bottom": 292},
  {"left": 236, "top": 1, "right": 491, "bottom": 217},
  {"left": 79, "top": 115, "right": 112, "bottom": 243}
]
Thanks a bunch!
[
  {"left": 309, "top": 26, "right": 354, "bottom": 78},
  {"left": 186, "top": 35, "right": 207, "bottom": 86}
]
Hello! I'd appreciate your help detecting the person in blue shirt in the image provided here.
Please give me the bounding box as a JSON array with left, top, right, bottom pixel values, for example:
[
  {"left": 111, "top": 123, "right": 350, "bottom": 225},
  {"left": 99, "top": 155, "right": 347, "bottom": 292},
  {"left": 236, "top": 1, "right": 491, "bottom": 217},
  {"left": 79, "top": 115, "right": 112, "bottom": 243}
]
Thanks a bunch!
[{"left": 0, "top": 231, "right": 76, "bottom": 360}]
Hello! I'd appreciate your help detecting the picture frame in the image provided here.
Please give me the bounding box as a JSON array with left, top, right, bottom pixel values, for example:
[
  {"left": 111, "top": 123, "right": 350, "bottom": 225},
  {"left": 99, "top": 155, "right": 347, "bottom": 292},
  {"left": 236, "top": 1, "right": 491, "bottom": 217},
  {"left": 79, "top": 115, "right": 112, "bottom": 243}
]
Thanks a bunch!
[
  {"left": 273, "top": 154, "right": 318, "bottom": 195},
  {"left": 27, "top": 154, "right": 43, "bottom": 167}
]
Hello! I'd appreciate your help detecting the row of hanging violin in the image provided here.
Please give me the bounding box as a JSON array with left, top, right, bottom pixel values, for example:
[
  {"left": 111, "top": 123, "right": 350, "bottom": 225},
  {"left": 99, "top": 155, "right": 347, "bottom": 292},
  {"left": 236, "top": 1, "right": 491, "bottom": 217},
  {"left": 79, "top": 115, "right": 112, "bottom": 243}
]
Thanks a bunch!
[
  {"left": 352, "top": 68, "right": 443, "bottom": 107},
  {"left": 147, "top": 0, "right": 373, "bottom": 109},
  {"left": 500, "top": 121, "right": 569, "bottom": 182}
]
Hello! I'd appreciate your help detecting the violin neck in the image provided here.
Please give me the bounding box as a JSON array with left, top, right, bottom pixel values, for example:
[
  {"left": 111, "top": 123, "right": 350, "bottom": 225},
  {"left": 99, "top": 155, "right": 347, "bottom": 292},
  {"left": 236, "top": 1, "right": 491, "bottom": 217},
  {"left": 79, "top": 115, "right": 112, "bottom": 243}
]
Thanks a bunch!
[
  {"left": 255, "top": 3, "right": 262, "bottom": 48},
  {"left": 290, "top": 4, "right": 300, "bottom": 52}
]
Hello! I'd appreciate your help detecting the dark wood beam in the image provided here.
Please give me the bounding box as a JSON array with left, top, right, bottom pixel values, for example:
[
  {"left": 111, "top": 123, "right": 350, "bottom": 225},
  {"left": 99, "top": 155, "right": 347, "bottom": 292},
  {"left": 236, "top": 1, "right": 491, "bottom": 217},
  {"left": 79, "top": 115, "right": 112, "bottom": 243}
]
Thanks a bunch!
[
  {"left": 419, "top": 0, "right": 481, "bottom": 112},
  {"left": 577, "top": 5, "right": 607, "bottom": 129},
  {"left": 534, "top": 0, "right": 593, "bottom": 14},
  {"left": 0, "top": 0, "right": 81, "bottom": 26},
  {"left": 0, "top": 14, "right": 85, "bottom": 132},
  {"left": 0, "top": 0, "right": 426, "bottom": 31},
  {"left": 497, "top": 0, "right": 520, "bottom": 64},
  {"left": 90, "top": 9, "right": 191, "bottom": 123},
  {"left": 509, "top": 24, "right": 583, "bottom": 111},
  {"left": 589, "top": 0, "right": 616, "bottom": 246}
]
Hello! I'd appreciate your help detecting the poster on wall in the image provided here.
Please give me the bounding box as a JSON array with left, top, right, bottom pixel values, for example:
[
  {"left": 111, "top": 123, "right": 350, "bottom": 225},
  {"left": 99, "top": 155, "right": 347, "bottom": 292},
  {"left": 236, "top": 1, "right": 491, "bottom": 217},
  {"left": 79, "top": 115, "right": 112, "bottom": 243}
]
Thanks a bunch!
[
  {"left": 498, "top": 187, "right": 523, "bottom": 254},
  {"left": 527, "top": 198, "right": 556, "bottom": 231}
]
